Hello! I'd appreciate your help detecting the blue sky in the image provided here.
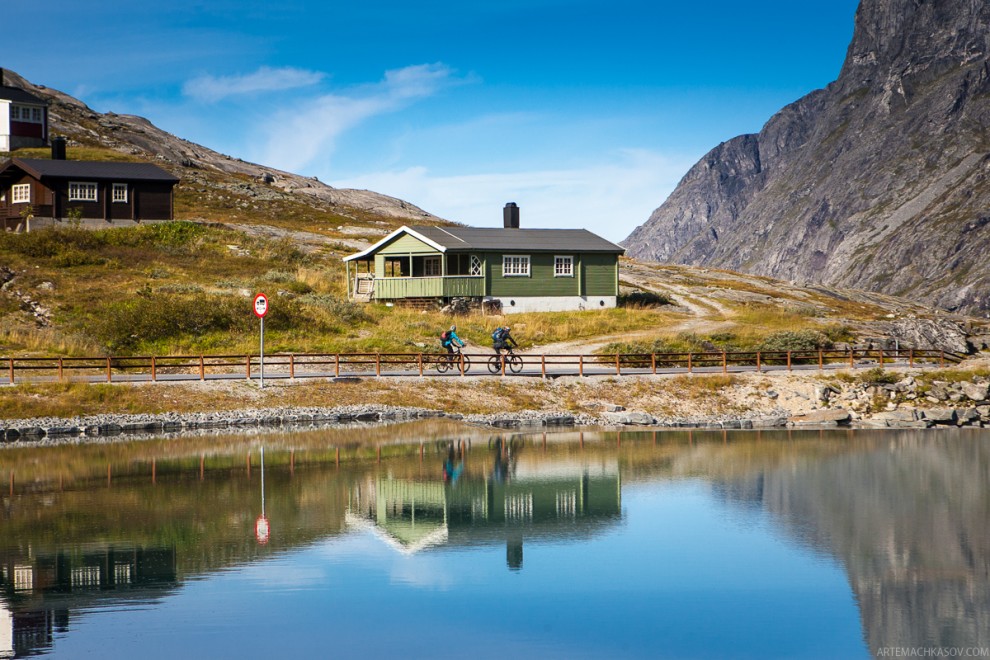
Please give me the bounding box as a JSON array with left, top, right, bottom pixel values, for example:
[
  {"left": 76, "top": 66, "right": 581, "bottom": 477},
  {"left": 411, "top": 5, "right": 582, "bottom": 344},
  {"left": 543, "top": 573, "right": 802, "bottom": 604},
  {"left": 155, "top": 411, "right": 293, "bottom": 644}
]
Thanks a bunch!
[{"left": 5, "top": 1, "right": 860, "bottom": 241}]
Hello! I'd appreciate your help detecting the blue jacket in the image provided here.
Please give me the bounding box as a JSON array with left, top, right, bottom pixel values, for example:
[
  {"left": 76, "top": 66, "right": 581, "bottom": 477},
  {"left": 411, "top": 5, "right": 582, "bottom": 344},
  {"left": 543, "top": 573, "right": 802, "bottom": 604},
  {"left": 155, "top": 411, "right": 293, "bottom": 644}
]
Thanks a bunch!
[{"left": 442, "top": 331, "right": 465, "bottom": 348}]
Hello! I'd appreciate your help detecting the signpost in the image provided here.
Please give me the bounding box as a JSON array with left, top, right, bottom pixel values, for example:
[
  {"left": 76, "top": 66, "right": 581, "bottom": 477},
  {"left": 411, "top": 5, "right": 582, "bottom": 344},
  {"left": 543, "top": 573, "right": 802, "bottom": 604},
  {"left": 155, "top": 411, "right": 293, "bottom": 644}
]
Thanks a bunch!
[{"left": 253, "top": 293, "right": 268, "bottom": 388}]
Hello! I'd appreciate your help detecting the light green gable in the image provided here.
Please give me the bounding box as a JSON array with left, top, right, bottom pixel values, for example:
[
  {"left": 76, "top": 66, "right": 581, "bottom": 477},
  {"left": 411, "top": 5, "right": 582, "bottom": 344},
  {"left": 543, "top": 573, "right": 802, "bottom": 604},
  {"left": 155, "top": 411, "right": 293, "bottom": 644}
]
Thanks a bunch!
[{"left": 378, "top": 233, "right": 440, "bottom": 256}]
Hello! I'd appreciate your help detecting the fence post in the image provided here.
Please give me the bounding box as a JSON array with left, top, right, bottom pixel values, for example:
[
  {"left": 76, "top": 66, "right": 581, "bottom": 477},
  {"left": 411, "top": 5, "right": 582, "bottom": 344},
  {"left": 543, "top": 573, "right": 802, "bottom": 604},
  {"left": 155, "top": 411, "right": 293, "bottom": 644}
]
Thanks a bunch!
[
  {"left": 756, "top": 352, "right": 761, "bottom": 373},
  {"left": 878, "top": 348, "right": 884, "bottom": 368},
  {"left": 909, "top": 349, "right": 914, "bottom": 368},
  {"left": 541, "top": 354, "right": 546, "bottom": 379},
  {"left": 290, "top": 354, "right": 295, "bottom": 379},
  {"left": 418, "top": 353, "right": 423, "bottom": 377},
  {"left": 58, "top": 357, "right": 64, "bottom": 382},
  {"left": 940, "top": 351, "right": 945, "bottom": 368},
  {"left": 579, "top": 355, "right": 584, "bottom": 377},
  {"left": 199, "top": 356, "right": 205, "bottom": 380},
  {"left": 616, "top": 353, "right": 621, "bottom": 376},
  {"left": 459, "top": 352, "right": 464, "bottom": 376},
  {"left": 787, "top": 351, "right": 792, "bottom": 372},
  {"left": 245, "top": 355, "right": 251, "bottom": 380},
  {"left": 849, "top": 348, "right": 854, "bottom": 368},
  {"left": 151, "top": 356, "right": 157, "bottom": 382},
  {"left": 687, "top": 353, "right": 692, "bottom": 374},
  {"left": 335, "top": 354, "right": 340, "bottom": 377},
  {"left": 722, "top": 351, "right": 727, "bottom": 374},
  {"left": 106, "top": 357, "right": 112, "bottom": 383},
  {"left": 818, "top": 350, "right": 823, "bottom": 371},
  {"left": 376, "top": 352, "right": 381, "bottom": 378},
  {"left": 651, "top": 353, "right": 656, "bottom": 375},
  {"left": 8, "top": 358, "right": 12, "bottom": 384}
]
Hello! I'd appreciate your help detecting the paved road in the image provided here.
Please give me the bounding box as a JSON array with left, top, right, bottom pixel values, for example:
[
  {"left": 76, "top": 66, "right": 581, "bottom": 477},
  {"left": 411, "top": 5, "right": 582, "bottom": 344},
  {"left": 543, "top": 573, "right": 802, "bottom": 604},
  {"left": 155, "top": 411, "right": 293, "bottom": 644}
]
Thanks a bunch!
[{"left": 0, "top": 354, "right": 940, "bottom": 385}]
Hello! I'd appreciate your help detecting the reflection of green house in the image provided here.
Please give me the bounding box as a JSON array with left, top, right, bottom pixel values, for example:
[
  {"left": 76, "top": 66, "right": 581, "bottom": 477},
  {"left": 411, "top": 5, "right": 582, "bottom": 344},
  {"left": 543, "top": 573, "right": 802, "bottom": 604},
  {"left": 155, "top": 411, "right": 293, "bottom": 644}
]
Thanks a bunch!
[
  {"left": 346, "top": 466, "right": 621, "bottom": 567},
  {"left": 343, "top": 204, "right": 624, "bottom": 313}
]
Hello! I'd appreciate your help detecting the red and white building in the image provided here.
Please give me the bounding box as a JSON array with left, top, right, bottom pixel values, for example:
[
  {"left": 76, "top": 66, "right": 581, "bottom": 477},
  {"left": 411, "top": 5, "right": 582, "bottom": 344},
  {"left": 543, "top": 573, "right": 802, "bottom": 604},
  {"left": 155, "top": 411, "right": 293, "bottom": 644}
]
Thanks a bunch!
[{"left": 0, "top": 81, "right": 49, "bottom": 153}]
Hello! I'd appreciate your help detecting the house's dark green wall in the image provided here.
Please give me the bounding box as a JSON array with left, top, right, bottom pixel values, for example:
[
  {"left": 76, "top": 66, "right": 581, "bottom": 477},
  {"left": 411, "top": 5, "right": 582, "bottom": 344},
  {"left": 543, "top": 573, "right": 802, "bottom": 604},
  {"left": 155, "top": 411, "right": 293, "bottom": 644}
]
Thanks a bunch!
[{"left": 483, "top": 252, "right": 617, "bottom": 297}]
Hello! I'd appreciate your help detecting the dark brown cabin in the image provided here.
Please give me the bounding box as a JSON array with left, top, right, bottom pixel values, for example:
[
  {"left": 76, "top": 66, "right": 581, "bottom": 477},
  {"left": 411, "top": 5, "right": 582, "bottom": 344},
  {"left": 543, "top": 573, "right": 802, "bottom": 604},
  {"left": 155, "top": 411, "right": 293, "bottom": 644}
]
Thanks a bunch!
[{"left": 0, "top": 156, "right": 180, "bottom": 230}]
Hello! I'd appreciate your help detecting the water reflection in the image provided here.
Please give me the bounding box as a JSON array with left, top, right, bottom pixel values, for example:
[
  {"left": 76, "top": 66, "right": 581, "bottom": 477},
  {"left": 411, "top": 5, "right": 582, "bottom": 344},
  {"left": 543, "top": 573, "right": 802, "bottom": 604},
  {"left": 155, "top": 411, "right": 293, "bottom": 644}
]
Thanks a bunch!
[
  {"left": 346, "top": 436, "right": 621, "bottom": 568},
  {"left": 0, "top": 424, "right": 987, "bottom": 657}
]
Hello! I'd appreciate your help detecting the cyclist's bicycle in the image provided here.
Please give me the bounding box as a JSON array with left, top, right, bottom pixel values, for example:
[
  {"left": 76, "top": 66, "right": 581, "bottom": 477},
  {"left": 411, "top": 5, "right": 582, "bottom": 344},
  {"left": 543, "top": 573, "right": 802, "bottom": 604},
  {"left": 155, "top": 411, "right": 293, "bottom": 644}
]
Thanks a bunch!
[
  {"left": 487, "top": 347, "right": 523, "bottom": 374},
  {"left": 436, "top": 346, "right": 471, "bottom": 373}
]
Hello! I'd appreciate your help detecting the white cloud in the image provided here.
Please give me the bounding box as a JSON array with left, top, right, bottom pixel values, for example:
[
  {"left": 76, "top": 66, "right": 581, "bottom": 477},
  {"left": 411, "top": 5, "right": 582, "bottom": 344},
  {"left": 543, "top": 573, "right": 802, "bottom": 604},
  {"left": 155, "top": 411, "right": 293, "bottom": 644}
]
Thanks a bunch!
[
  {"left": 252, "top": 63, "right": 458, "bottom": 174},
  {"left": 183, "top": 66, "right": 325, "bottom": 103},
  {"left": 331, "top": 149, "right": 695, "bottom": 242}
]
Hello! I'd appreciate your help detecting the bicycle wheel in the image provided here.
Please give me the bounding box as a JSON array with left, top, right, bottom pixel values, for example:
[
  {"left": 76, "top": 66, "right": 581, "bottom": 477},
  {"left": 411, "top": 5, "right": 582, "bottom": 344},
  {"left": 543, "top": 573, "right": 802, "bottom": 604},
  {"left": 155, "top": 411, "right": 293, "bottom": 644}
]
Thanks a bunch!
[
  {"left": 508, "top": 354, "right": 523, "bottom": 373},
  {"left": 487, "top": 355, "right": 502, "bottom": 374},
  {"left": 435, "top": 355, "right": 450, "bottom": 373}
]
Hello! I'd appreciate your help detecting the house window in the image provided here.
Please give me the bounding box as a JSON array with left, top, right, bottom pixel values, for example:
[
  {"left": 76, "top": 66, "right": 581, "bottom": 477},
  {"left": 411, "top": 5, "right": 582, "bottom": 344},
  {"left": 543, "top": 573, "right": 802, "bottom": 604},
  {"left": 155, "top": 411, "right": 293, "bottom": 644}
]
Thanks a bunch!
[
  {"left": 31, "top": 108, "right": 42, "bottom": 122},
  {"left": 11, "top": 184, "right": 31, "bottom": 204},
  {"left": 69, "top": 182, "right": 98, "bottom": 202},
  {"left": 554, "top": 255, "right": 574, "bottom": 277},
  {"left": 470, "top": 255, "right": 482, "bottom": 276},
  {"left": 112, "top": 183, "right": 128, "bottom": 203},
  {"left": 424, "top": 256, "right": 441, "bottom": 277},
  {"left": 502, "top": 255, "right": 530, "bottom": 277},
  {"left": 9, "top": 107, "right": 19, "bottom": 121}
]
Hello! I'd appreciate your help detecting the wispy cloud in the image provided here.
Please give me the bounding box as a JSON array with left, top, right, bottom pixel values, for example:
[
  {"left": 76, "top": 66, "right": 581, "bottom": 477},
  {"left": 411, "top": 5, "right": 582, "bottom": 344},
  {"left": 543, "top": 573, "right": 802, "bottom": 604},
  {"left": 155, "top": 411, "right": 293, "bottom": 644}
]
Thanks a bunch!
[
  {"left": 331, "top": 149, "right": 697, "bottom": 242},
  {"left": 253, "top": 63, "right": 459, "bottom": 174},
  {"left": 183, "top": 66, "right": 326, "bottom": 103}
]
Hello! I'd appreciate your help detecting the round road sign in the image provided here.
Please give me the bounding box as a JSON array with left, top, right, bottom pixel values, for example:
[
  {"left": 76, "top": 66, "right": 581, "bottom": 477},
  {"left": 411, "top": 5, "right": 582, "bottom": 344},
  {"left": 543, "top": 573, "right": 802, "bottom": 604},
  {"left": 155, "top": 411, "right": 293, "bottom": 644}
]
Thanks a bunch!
[{"left": 253, "top": 293, "right": 269, "bottom": 318}]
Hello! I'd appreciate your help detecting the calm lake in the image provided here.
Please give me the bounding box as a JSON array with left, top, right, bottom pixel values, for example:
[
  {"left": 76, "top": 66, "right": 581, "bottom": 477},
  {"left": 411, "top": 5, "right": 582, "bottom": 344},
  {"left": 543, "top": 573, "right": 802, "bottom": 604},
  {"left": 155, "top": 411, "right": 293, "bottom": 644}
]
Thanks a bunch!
[{"left": 1, "top": 423, "right": 988, "bottom": 659}]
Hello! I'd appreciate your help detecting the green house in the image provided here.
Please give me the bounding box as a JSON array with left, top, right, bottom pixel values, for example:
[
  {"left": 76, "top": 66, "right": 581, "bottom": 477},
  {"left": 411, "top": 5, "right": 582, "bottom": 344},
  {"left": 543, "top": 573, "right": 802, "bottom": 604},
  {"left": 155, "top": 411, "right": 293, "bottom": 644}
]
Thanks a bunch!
[{"left": 343, "top": 204, "right": 625, "bottom": 313}]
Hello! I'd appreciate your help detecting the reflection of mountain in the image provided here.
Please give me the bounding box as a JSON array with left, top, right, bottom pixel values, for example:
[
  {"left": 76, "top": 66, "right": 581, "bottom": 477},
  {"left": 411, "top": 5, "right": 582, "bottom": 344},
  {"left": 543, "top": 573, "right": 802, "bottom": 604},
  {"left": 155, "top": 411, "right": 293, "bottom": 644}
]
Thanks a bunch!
[
  {"left": 346, "top": 460, "right": 622, "bottom": 569},
  {"left": 712, "top": 430, "right": 990, "bottom": 650},
  {"left": 0, "top": 546, "right": 177, "bottom": 658}
]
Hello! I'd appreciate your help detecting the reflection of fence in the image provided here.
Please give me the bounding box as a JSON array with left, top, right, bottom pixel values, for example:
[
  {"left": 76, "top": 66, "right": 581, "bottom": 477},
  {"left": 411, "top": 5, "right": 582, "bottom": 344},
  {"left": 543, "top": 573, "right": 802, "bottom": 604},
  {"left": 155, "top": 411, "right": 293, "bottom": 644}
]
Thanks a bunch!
[{"left": 0, "top": 349, "right": 964, "bottom": 383}]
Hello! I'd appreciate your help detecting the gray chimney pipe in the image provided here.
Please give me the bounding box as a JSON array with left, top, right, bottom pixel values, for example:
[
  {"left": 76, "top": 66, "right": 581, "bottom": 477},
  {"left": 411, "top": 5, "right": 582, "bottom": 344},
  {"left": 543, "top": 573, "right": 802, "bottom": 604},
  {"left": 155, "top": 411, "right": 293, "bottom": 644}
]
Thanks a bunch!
[{"left": 503, "top": 202, "right": 519, "bottom": 229}]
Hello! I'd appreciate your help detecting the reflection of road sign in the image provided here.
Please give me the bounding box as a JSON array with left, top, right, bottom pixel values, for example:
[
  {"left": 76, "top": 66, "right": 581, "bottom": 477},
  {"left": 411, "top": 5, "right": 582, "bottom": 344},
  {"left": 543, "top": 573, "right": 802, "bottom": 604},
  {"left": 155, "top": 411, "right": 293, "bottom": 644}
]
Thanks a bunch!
[
  {"left": 256, "top": 515, "right": 270, "bottom": 545},
  {"left": 253, "top": 293, "right": 269, "bottom": 318}
]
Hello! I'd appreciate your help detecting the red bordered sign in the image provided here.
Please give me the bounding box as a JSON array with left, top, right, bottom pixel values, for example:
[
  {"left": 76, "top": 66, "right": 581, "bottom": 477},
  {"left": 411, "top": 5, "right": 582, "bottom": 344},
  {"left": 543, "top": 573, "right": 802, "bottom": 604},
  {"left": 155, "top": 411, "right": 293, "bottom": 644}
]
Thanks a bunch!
[{"left": 253, "top": 293, "right": 269, "bottom": 318}]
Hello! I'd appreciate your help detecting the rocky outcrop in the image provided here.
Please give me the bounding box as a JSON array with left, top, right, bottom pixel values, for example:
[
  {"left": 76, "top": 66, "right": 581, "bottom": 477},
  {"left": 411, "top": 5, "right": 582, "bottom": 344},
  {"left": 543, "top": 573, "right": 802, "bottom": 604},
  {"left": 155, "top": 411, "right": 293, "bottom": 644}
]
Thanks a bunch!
[
  {"left": 0, "top": 69, "right": 439, "bottom": 224},
  {"left": 623, "top": 0, "right": 990, "bottom": 315}
]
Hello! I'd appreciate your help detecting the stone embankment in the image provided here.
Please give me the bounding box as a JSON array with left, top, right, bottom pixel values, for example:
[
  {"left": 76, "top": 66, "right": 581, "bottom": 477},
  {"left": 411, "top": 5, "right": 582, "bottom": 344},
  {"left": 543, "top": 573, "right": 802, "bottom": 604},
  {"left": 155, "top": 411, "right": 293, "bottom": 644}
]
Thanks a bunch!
[{"left": 2, "top": 373, "right": 989, "bottom": 446}]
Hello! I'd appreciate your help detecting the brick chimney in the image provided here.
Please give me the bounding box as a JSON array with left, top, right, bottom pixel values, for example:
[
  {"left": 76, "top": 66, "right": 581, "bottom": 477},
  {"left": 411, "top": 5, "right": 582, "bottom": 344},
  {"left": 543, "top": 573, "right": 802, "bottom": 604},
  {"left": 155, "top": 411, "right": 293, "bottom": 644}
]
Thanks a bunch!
[{"left": 503, "top": 202, "right": 520, "bottom": 229}]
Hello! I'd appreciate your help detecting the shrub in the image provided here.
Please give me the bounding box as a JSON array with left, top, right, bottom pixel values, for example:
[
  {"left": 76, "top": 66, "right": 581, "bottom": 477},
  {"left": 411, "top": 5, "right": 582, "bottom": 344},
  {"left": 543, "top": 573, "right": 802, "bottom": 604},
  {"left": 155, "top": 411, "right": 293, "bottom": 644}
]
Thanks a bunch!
[
  {"left": 758, "top": 330, "right": 833, "bottom": 353},
  {"left": 619, "top": 290, "right": 672, "bottom": 308}
]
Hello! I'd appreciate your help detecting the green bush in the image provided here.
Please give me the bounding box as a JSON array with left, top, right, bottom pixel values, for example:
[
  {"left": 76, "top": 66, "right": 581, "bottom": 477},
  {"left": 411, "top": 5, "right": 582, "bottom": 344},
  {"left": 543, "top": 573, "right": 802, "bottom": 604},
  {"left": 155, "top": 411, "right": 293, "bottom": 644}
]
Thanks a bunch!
[
  {"left": 619, "top": 290, "right": 672, "bottom": 308},
  {"left": 758, "top": 330, "right": 833, "bottom": 353}
]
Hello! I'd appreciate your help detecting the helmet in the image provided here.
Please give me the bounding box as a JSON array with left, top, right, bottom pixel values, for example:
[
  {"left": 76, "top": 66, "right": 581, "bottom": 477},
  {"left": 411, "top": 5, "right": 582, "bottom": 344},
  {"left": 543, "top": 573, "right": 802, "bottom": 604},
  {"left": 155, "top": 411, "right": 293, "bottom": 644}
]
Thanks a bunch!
[{"left": 450, "top": 325, "right": 456, "bottom": 332}]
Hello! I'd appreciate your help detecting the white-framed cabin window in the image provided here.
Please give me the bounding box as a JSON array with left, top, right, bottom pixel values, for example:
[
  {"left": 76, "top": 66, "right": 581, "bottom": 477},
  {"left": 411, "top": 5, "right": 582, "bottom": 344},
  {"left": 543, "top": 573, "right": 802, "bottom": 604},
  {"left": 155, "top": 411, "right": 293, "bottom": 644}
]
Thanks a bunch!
[
  {"left": 11, "top": 184, "right": 31, "bottom": 204},
  {"left": 469, "top": 255, "right": 482, "bottom": 276},
  {"left": 69, "top": 182, "right": 98, "bottom": 202},
  {"left": 112, "top": 183, "right": 128, "bottom": 203},
  {"left": 554, "top": 255, "right": 574, "bottom": 277},
  {"left": 424, "top": 255, "right": 441, "bottom": 277},
  {"left": 502, "top": 254, "right": 530, "bottom": 277}
]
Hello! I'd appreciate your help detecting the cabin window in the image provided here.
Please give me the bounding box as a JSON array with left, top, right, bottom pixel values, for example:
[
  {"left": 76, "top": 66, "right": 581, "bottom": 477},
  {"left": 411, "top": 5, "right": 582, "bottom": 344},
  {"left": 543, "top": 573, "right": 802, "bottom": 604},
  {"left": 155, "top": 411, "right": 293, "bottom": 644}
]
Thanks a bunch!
[
  {"left": 424, "top": 256, "right": 441, "bottom": 277},
  {"left": 69, "top": 182, "right": 98, "bottom": 202},
  {"left": 502, "top": 255, "right": 530, "bottom": 277},
  {"left": 9, "top": 107, "right": 19, "bottom": 121},
  {"left": 470, "top": 255, "right": 482, "bottom": 276},
  {"left": 554, "top": 255, "right": 574, "bottom": 277},
  {"left": 112, "top": 183, "right": 128, "bottom": 203},
  {"left": 31, "top": 108, "right": 42, "bottom": 122},
  {"left": 11, "top": 184, "right": 31, "bottom": 204}
]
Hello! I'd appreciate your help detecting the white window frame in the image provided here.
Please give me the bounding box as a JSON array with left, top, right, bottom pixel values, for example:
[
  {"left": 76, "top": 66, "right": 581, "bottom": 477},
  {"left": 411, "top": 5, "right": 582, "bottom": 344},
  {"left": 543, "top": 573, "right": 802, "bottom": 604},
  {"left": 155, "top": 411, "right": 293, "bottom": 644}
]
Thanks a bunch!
[
  {"left": 554, "top": 255, "right": 574, "bottom": 277},
  {"left": 502, "top": 254, "right": 530, "bottom": 277},
  {"left": 469, "top": 255, "right": 482, "bottom": 276},
  {"left": 69, "top": 181, "right": 98, "bottom": 202},
  {"left": 11, "top": 184, "right": 31, "bottom": 204},
  {"left": 112, "top": 183, "right": 128, "bottom": 203},
  {"left": 423, "top": 255, "right": 441, "bottom": 277}
]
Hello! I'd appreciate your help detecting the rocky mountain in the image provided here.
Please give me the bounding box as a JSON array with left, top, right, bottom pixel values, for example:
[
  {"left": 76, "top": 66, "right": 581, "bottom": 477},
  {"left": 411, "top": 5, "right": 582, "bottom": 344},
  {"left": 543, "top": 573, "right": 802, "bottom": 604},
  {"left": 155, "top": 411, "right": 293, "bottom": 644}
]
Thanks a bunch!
[
  {"left": 1, "top": 67, "right": 438, "bottom": 225},
  {"left": 622, "top": 0, "right": 990, "bottom": 315}
]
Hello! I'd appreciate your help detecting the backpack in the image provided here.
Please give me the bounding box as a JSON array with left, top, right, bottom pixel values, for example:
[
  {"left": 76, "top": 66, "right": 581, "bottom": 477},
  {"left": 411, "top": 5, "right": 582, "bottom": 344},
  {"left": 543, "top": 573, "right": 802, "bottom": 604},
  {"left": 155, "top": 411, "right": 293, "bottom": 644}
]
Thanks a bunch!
[
  {"left": 492, "top": 328, "right": 504, "bottom": 342},
  {"left": 440, "top": 330, "right": 451, "bottom": 343}
]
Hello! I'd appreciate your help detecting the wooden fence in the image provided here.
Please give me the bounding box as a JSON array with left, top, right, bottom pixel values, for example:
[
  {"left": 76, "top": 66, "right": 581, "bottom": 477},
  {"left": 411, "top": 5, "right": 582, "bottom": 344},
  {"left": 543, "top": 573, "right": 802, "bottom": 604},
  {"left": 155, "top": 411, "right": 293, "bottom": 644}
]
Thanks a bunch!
[{"left": 0, "top": 348, "right": 965, "bottom": 384}]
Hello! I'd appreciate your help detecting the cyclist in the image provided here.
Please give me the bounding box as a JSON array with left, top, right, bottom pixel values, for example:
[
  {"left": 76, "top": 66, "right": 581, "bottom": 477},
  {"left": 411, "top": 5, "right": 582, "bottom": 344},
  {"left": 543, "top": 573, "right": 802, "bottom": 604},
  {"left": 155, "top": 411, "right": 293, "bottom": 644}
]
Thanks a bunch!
[
  {"left": 492, "top": 326, "right": 517, "bottom": 356},
  {"left": 441, "top": 324, "right": 465, "bottom": 356}
]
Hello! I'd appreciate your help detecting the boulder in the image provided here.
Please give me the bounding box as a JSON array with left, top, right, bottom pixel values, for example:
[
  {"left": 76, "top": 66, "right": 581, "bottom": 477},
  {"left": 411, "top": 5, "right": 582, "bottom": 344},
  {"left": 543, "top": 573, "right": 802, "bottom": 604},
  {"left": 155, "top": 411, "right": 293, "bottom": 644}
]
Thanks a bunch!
[
  {"left": 603, "top": 411, "right": 655, "bottom": 425},
  {"left": 871, "top": 410, "right": 917, "bottom": 422},
  {"left": 961, "top": 382, "right": 989, "bottom": 402},
  {"left": 788, "top": 408, "right": 851, "bottom": 424},
  {"left": 920, "top": 408, "right": 957, "bottom": 424}
]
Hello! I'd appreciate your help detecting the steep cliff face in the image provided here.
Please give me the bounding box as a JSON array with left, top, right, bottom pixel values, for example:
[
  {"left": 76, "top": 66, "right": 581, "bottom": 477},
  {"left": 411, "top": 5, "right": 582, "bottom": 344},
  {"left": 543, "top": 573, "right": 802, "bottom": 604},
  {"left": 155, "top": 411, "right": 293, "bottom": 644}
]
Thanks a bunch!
[{"left": 623, "top": 0, "right": 990, "bottom": 314}]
